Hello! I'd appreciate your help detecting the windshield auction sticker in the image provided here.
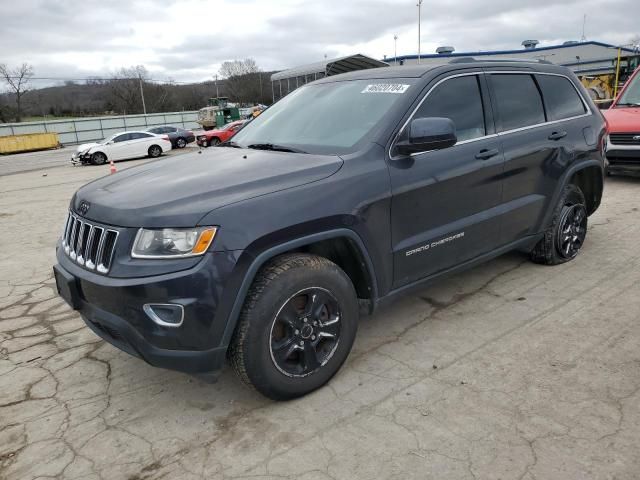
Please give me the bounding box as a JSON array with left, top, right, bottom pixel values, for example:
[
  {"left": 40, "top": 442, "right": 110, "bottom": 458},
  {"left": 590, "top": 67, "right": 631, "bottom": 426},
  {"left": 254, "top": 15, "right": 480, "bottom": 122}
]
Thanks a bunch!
[{"left": 361, "top": 84, "right": 410, "bottom": 94}]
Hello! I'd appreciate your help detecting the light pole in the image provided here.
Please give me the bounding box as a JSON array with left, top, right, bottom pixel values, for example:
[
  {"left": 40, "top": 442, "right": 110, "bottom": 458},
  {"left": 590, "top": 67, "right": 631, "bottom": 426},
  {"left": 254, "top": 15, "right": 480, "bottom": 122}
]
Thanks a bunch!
[
  {"left": 394, "top": 35, "right": 398, "bottom": 65},
  {"left": 138, "top": 73, "right": 147, "bottom": 115},
  {"left": 417, "top": 0, "right": 423, "bottom": 64}
]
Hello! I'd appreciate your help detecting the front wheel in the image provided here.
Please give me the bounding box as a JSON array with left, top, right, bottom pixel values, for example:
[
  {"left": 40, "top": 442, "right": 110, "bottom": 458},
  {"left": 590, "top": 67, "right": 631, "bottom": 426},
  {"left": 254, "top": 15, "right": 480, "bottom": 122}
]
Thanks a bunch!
[
  {"left": 208, "top": 137, "right": 220, "bottom": 147},
  {"left": 530, "top": 184, "right": 588, "bottom": 265},
  {"left": 90, "top": 152, "right": 107, "bottom": 165},
  {"left": 148, "top": 145, "right": 162, "bottom": 158},
  {"left": 229, "top": 253, "right": 359, "bottom": 400}
]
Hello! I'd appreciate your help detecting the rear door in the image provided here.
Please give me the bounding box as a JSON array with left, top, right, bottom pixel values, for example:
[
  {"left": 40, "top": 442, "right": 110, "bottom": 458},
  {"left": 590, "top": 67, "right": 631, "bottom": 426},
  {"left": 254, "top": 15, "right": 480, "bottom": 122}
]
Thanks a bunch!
[
  {"left": 487, "top": 72, "right": 589, "bottom": 244},
  {"left": 107, "top": 133, "right": 131, "bottom": 160},
  {"left": 389, "top": 72, "right": 505, "bottom": 288},
  {"left": 129, "top": 132, "right": 156, "bottom": 157}
]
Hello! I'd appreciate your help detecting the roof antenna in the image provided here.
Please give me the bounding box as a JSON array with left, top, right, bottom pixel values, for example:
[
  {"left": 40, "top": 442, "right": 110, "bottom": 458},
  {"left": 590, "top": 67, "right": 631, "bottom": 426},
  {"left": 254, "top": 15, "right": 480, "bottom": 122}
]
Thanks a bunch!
[{"left": 580, "top": 14, "right": 587, "bottom": 41}]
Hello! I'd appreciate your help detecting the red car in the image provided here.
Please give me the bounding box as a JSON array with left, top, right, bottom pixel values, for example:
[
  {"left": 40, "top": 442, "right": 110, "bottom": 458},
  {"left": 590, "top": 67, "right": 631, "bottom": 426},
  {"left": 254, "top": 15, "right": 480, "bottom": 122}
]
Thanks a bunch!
[
  {"left": 196, "top": 120, "right": 246, "bottom": 147},
  {"left": 602, "top": 67, "right": 640, "bottom": 176}
]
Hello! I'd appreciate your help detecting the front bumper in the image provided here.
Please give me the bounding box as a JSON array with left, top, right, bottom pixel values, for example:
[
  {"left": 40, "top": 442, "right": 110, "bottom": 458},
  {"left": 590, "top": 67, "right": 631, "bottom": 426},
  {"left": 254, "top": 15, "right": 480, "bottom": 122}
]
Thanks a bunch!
[
  {"left": 606, "top": 137, "right": 640, "bottom": 175},
  {"left": 54, "top": 248, "right": 241, "bottom": 375}
]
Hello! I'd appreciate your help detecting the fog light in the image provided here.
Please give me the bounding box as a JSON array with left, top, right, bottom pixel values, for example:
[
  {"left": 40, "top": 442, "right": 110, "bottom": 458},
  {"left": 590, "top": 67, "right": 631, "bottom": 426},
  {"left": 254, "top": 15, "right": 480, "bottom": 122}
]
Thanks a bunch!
[{"left": 143, "top": 303, "right": 184, "bottom": 327}]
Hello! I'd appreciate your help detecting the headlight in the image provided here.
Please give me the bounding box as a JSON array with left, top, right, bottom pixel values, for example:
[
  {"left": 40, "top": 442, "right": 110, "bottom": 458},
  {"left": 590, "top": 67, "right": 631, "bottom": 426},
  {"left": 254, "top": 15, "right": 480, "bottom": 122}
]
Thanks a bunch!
[{"left": 131, "top": 226, "right": 217, "bottom": 258}]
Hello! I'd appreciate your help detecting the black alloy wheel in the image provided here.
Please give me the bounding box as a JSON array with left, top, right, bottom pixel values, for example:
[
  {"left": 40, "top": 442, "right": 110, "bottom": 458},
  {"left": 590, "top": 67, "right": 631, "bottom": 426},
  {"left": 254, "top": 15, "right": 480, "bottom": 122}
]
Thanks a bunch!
[
  {"left": 269, "top": 288, "right": 341, "bottom": 377},
  {"left": 556, "top": 203, "right": 587, "bottom": 259}
]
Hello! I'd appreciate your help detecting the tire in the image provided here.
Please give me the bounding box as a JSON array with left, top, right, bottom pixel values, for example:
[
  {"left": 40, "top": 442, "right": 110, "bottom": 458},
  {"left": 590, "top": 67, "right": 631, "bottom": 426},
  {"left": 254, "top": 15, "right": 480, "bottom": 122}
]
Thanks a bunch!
[
  {"left": 175, "top": 137, "right": 187, "bottom": 149},
  {"left": 229, "top": 253, "right": 359, "bottom": 400},
  {"left": 148, "top": 145, "right": 162, "bottom": 158},
  {"left": 208, "top": 137, "right": 220, "bottom": 147},
  {"left": 530, "top": 184, "right": 588, "bottom": 265},
  {"left": 90, "top": 152, "right": 107, "bottom": 165}
]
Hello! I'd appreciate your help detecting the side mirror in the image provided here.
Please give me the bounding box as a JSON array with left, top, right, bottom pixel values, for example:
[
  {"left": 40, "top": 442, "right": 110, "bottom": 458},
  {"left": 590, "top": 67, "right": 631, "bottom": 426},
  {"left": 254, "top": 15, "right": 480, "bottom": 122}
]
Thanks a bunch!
[{"left": 396, "top": 117, "right": 457, "bottom": 156}]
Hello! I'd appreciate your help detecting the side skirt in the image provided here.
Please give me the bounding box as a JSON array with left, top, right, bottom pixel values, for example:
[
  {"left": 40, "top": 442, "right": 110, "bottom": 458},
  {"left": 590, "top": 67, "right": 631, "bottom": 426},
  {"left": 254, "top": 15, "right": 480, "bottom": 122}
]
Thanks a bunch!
[{"left": 375, "top": 233, "right": 543, "bottom": 310}]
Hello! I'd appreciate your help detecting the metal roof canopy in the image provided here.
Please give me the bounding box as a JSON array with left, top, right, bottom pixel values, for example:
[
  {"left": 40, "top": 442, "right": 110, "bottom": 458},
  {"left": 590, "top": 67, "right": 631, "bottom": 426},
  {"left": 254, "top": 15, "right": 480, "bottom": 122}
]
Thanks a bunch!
[{"left": 271, "top": 54, "right": 388, "bottom": 82}]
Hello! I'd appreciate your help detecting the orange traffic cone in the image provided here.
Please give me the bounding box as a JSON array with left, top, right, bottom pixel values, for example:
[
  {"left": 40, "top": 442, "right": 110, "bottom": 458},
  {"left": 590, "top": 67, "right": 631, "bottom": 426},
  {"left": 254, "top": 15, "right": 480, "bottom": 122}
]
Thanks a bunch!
[{"left": 109, "top": 159, "right": 117, "bottom": 174}]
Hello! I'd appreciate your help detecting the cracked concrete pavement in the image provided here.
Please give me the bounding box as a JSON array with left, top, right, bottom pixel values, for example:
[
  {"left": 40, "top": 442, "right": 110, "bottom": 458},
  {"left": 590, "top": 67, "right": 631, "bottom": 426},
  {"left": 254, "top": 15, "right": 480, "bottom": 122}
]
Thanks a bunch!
[{"left": 1, "top": 159, "right": 639, "bottom": 479}]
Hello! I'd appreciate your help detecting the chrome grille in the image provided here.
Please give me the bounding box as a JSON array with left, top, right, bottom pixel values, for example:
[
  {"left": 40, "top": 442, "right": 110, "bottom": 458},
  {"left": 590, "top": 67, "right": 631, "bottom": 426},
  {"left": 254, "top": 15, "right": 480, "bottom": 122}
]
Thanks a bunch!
[
  {"left": 609, "top": 133, "right": 640, "bottom": 145},
  {"left": 62, "top": 212, "right": 119, "bottom": 274}
]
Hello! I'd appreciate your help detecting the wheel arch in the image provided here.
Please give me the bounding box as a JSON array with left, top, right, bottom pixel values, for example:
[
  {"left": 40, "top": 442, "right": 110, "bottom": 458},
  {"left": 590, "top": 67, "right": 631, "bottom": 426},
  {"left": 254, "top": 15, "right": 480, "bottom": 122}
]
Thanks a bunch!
[
  {"left": 541, "top": 160, "right": 603, "bottom": 230},
  {"left": 218, "top": 229, "right": 378, "bottom": 349}
]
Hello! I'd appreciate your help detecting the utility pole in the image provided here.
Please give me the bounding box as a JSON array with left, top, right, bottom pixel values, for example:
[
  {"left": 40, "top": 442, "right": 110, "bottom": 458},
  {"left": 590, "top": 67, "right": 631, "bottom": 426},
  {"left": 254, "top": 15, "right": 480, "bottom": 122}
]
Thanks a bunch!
[
  {"left": 215, "top": 74, "right": 219, "bottom": 98},
  {"left": 138, "top": 73, "right": 147, "bottom": 115},
  {"left": 394, "top": 35, "right": 398, "bottom": 65},
  {"left": 581, "top": 14, "right": 587, "bottom": 41},
  {"left": 417, "top": 1, "right": 423, "bottom": 64}
]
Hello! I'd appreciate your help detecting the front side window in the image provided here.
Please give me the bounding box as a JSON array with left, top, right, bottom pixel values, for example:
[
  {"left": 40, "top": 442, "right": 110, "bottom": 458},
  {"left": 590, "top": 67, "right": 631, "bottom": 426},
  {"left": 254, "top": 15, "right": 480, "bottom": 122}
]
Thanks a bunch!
[
  {"left": 113, "top": 134, "right": 130, "bottom": 143},
  {"left": 491, "top": 74, "right": 545, "bottom": 131},
  {"left": 413, "top": 75, "right": 486, "bottom": 142},
  {"left": 231, "top": 79, "right": 417, "bottom": 154},
  {"left": 537, "top": 75, "right": 586, "bottom": 120}
]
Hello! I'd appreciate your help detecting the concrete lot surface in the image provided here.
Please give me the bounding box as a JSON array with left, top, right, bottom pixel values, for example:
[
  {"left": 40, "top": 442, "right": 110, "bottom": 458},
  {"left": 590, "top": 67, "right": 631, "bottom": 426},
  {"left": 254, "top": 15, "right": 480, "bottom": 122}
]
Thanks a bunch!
[{"left": 1, "top": 158, "right": 639, "bottom": 479}]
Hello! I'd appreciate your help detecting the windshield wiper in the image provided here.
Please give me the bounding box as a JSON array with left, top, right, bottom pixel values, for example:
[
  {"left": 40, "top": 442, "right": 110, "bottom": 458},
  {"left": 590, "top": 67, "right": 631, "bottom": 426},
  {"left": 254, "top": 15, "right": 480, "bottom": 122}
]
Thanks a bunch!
[
  {"left": 247, "top": 143, "right": 308, "bottom": 154},
  {"left": 219, "top": 140, "right": 242, "bottom": 148}
]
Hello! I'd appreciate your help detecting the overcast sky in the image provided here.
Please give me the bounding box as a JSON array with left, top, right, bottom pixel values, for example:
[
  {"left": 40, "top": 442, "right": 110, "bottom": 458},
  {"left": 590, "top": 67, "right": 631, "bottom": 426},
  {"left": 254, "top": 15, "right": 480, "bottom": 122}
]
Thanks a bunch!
[{"left": 1, "top": 0, "right": 639, "bottom": 88}]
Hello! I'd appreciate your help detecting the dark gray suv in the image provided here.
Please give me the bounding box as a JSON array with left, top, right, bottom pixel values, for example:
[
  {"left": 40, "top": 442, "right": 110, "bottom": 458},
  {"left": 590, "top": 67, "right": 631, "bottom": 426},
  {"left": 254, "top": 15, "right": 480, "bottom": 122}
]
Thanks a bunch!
[{"left": 54, "top": 60, "right": 605, "bottom": 399}]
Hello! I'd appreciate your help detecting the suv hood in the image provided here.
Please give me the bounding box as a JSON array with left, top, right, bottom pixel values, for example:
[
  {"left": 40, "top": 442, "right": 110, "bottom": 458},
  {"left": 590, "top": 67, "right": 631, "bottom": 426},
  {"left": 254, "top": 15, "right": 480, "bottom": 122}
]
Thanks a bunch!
[
  {"left": 72, "top": 147, "right": 343, "bottom": 228},
  {"left": 602, "top": 107, "right": 640, "bottom": 133}
]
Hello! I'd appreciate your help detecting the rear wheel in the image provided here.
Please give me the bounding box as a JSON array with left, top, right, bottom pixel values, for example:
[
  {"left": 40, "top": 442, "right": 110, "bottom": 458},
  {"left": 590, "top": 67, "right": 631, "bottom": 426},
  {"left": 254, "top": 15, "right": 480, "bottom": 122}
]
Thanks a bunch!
[
  {"left": 175, "top": 137, "right": 187, "bottom": 148},
  {"left": 208, "top": 137, "right": 220, "bottom": 147},
  {"left": 148, "top": 145, "right": 162, "bottom": 158},
  {"left": 229, "top": 253, "right": 359, "bottom": 400},
  {"left": 90, "top": 152, "right": 107, "bottom": 165},
  {"left": 530, "top": 184, "right": 588, "bottom": 265}
]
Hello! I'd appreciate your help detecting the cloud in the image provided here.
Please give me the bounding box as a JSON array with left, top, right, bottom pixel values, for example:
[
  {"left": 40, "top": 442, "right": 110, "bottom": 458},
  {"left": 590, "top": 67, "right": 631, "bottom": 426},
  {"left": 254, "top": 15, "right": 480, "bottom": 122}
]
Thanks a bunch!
[{"left": 0, "top": 0, "right": 638, "bottom": 87}]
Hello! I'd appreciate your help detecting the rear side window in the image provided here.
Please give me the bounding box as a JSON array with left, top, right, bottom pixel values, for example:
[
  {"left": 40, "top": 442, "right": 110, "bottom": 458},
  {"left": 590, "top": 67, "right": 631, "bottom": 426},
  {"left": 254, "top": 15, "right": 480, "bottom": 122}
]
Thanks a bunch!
[
  {"left": 491, "top": 74, "right": 545, "bottom": 131},
  {"left": 414, "top": 75, "right": 486, "bottom": 142},
  {"left": 113, "top": 134, "right": 130, "bottom": 143},
  {"left": 536, "top": 75, "right": 586, "bottom": 120}
]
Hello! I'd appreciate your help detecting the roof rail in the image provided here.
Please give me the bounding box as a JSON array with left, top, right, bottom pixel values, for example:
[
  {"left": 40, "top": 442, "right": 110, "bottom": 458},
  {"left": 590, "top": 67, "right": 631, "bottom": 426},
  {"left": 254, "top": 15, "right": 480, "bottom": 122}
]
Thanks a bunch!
[{"left": 449, "top": 57, "right": 553, "bottom": 65}]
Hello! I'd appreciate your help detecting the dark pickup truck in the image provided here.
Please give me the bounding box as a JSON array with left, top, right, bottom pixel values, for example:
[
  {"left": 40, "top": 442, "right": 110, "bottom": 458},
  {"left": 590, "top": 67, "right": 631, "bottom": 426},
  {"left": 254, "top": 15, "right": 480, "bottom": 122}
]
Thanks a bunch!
[{"left": 54, "top": 60, "right": 605, "bottom": 400}]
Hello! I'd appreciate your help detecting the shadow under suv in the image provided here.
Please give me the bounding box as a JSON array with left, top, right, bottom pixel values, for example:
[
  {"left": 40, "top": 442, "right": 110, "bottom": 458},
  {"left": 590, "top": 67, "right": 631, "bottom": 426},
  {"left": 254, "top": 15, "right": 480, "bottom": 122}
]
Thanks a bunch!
[{"left": 54, "top": 60, "right": 606, "bottom": 400}]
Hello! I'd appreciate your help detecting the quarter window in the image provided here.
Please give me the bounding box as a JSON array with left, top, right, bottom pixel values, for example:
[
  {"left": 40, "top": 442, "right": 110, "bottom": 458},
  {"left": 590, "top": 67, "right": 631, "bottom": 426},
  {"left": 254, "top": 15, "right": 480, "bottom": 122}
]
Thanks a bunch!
[
  {"left": 491, "top": 74, "right": 545, "bottom": 131},
  {"left": 414, "top": 75, "right": 486, "bottom": 142},
  {"left": 536, "top": 75, "right": 586, "bottom": 120}
]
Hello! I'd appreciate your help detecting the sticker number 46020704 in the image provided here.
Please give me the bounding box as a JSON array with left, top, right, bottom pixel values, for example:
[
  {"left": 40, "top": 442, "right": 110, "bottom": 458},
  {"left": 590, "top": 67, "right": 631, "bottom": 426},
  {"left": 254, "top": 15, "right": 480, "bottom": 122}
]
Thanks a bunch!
[{"left": 361, "top": 84, "right": 410, "bottom": 94}]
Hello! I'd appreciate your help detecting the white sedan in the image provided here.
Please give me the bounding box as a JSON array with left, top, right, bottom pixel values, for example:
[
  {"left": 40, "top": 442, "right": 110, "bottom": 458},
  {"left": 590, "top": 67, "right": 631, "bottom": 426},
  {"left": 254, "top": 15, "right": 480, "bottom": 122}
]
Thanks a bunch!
[{"left": 71, "top": 131, "right": 173, "bottom": 165}]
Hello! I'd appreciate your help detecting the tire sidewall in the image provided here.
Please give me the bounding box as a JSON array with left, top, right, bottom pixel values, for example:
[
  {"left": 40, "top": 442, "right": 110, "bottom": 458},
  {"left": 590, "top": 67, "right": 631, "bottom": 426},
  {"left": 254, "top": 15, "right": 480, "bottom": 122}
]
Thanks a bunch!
[
  {"left": 241, "top": 261, "right": 358, "bottom": 399},
  {"left": 176, "top": 137, "right": 186, "bottom": 148}
]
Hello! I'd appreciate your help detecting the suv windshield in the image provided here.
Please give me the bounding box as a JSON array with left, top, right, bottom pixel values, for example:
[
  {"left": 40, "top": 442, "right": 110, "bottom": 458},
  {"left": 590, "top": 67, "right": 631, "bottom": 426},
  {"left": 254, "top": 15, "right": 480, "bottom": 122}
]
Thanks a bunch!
[
  {"left": 617, "top": 73, "right": 640, "bottom": 106},
  {"left": 231, "top": 79, "right": 416, "bottom": 154}
]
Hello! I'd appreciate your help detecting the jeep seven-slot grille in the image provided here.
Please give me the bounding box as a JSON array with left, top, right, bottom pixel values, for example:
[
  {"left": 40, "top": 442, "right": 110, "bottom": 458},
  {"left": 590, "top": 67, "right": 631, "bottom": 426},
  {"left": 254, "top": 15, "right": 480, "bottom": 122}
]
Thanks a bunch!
[
  {"left": 62, "top": 212, "right": 119, "bottom": 274},
  {"left": 609, "top": 133, "right": 640, "bottom": 145}
]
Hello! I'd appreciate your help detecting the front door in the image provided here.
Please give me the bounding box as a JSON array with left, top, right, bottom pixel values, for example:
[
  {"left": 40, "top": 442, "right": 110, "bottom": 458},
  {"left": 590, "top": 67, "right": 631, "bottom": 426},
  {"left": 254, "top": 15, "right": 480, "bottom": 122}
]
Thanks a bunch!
[{"left": 389, "top": 73, "right": 505, "bottom": 288}]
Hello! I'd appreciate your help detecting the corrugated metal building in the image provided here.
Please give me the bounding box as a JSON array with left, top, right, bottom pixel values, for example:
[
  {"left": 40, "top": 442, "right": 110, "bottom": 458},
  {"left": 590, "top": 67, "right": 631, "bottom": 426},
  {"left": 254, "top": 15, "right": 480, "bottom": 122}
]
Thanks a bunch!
[
  {"left": 270, "top": 54, "right": 388, "bottom": 101},
  {"left": 387, "top": 41, "right": 638, "bottom": 76}
]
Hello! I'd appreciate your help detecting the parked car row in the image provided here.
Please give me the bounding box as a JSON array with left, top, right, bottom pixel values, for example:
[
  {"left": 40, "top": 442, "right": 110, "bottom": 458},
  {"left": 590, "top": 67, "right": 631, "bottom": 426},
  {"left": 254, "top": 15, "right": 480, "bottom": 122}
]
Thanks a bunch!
[{"left": 71, "top": 125, "right": 196, "bottom": 166}]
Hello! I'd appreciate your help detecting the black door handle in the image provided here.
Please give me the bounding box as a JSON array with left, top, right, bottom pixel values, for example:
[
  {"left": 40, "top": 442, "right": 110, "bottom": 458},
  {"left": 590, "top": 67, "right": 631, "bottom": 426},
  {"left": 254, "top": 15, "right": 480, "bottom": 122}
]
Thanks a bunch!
[
  {"left": 475, "top": 148, "right": 499, "bottom": 160},
  {"left": 548, "top": 131, "right": 567, "bottom": 141}
]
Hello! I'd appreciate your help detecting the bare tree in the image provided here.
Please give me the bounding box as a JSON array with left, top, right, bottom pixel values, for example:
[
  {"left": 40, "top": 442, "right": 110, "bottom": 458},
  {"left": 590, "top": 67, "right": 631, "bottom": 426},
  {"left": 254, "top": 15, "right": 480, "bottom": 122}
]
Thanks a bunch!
[
  {"left": 0, "top": 63, "right": 34, "bottom": 122},
  {"left": 218, "top": 58, "right": 263, "bottom": 104},
  {"left": 631, "top": 35, "right": 640, "bottom": 49},
  {"left": 106, "top": 65, "right": 148, "bottom": 114}
]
